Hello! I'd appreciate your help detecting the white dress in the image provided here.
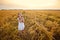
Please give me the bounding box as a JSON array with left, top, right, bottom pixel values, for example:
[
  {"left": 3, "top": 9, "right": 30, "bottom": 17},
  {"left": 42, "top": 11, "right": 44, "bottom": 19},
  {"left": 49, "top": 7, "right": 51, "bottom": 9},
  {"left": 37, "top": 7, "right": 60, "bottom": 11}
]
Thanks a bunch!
[
  {"left": 18, "top": 22, "right": 25, "bottom": 30},
  {"left": 17, "top": 18, "right": 25, "bottom": 30}
]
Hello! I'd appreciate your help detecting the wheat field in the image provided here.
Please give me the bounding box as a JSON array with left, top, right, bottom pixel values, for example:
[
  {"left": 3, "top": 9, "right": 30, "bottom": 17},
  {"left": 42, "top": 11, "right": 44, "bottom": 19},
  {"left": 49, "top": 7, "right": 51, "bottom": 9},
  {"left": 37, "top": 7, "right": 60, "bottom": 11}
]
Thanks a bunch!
[{"left": 0, "top": 10, "right": 60, "bottom": 40}]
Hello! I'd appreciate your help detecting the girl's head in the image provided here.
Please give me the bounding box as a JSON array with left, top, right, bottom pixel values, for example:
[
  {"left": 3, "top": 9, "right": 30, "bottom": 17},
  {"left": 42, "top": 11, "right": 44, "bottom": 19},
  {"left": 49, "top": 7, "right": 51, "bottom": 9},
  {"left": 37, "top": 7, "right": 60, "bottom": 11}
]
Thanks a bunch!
[{"left": 18, "top": 13, "right": 23, "bottom": 17}]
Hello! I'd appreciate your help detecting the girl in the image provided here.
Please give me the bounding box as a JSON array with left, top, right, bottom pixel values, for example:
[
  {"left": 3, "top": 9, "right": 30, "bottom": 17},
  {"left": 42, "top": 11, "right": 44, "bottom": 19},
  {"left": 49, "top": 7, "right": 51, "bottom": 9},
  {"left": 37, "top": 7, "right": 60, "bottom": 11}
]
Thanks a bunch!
[{"left": 17, "top": 13, "right": 25, "bottom": 31}]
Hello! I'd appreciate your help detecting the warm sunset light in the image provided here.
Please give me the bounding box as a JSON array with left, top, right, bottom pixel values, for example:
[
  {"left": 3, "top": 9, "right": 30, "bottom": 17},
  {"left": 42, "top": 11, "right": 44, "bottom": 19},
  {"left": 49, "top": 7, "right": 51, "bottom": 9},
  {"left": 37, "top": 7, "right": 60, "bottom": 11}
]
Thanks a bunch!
[{"left": 0, "top": 0, "right": 60, "bottom": 9}]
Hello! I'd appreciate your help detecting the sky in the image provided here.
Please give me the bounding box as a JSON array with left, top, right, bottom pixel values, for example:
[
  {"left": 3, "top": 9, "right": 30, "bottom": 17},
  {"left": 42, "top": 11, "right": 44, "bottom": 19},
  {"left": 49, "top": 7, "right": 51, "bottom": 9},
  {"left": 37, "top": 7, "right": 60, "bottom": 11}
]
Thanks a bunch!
[{"left": 0, "top": 0, "right": 60, "bottom": 9}]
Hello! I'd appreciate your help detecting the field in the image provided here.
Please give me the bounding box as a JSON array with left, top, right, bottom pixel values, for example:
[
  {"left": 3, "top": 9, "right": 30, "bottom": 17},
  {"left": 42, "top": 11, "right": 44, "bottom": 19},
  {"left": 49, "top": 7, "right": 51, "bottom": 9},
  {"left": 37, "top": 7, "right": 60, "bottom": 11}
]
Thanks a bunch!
[{"left": 0, "top": 10, "right": 60, "bottom": 40}]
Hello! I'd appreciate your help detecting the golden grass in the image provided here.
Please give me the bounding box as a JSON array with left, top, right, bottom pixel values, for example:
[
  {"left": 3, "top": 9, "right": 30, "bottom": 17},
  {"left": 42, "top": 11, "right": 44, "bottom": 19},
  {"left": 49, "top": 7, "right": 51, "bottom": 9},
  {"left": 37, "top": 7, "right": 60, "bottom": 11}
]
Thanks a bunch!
[{"left": 0, "top": 10, "right": 60, "bottom": 40}]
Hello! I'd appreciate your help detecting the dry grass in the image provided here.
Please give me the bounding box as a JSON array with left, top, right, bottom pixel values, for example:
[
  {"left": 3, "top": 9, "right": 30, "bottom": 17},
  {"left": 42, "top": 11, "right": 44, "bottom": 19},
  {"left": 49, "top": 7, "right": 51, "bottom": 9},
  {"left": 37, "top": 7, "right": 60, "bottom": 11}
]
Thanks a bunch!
[{"left": 0, "top": 10, "right": 60, "bottom": 40}]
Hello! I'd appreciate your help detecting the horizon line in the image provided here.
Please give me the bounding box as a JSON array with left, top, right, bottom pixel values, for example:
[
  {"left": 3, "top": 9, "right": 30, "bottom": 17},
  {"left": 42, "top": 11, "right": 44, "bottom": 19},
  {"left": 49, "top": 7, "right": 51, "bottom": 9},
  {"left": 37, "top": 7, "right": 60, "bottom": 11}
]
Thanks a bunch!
[{"left": 0, "top": 8, "right": 60, "bottom": 10}]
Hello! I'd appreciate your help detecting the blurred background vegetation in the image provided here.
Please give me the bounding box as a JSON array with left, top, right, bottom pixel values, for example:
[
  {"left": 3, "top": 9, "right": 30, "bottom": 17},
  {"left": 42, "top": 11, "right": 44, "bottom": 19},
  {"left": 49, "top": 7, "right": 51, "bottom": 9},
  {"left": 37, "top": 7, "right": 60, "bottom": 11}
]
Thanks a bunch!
[{"left": 0, "top": 10, "right": 60, "bottom": 40}]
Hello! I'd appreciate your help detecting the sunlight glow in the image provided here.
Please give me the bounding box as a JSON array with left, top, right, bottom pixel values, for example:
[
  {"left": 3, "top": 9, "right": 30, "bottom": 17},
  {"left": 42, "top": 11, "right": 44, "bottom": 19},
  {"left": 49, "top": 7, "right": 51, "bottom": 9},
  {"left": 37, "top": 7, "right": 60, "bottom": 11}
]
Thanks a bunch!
[{"left": 0, "top": 0, "right": 60, "bottom": 9}]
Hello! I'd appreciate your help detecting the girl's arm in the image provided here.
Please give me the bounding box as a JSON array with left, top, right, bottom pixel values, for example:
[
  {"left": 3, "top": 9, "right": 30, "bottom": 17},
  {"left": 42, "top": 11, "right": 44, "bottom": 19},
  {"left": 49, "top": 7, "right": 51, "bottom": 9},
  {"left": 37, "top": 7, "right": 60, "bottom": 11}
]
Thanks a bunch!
[
  {"left": 20, "top": 17, "right": 24, "bottom": 22},
  {"left": 18, "top": 17, "right": 24, "bottom": 22}
]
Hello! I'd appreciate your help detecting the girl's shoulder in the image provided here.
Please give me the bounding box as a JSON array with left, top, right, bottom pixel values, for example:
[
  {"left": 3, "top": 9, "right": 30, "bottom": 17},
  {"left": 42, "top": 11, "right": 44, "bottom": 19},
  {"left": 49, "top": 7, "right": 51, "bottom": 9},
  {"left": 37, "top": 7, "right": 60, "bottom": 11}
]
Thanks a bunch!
[{"left": 17, "top": 18, "right": 19, "bottom": 20}]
